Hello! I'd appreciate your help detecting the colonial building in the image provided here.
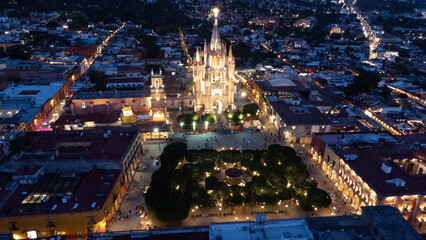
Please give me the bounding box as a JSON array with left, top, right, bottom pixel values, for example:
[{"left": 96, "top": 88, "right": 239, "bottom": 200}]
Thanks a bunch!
[
  {"left": 0, "top": 129, "right": 143, "bottom": 239},
  {"left": 193, "top": 8, "right": 235, "bottom": 113},
  {"left": 310, "top": 132, "right": 426, "bottom": 229}
]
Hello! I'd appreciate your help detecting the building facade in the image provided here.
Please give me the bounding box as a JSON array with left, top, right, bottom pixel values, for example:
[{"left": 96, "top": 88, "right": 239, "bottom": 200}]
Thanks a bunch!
[
  {"left": 310, "top": 132, "right": 426, "bottom": 229},
  {"left": 193, "top": 9, "right": 235, "bottom": 113},
  {"left": 0, "top": 129, "right": 143, "bottom": 239}
]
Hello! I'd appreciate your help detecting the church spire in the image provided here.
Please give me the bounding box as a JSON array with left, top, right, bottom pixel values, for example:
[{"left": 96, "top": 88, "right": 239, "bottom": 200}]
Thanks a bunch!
[
  {"left": 210, "top": 8, "right": 221, "bottom": 51},
  {"left": 228, "top": 45, "right": 233, "bottom": 61},
  {"left": 195, "top": 47, "right": 201, "bottom": 63}
]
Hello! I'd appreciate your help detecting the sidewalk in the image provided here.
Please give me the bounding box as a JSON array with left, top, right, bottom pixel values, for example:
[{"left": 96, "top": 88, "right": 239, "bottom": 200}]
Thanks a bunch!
[{"left": 296, "top": 145, "right": 354, "bottom": 215}]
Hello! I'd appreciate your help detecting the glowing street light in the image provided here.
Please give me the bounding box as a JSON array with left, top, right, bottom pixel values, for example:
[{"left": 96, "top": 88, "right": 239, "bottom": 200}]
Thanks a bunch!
[
  {"left": 193, "top": 121, "right": 196, "bottom": 131},
  {"left": 180, "top": 122, "right": 184, "bottom": 129},
  {"left": 153, "top": 128, "right": 159, "bottom": 139},
  {"left": 205, "top": 121, "right": 209, "bottom": 130},
  {"left": 241, "top": 91, "right": 246, "bottom": 97}
]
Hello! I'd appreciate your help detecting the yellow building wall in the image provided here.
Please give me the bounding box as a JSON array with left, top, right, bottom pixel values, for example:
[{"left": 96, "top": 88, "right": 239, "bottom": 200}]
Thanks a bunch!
[{"left": 0, "top": 172, "right": 124, "bottom": 240}]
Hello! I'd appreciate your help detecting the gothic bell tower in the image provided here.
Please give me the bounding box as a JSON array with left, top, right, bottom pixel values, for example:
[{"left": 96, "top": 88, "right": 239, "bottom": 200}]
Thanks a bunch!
[
  {"left": 150, "top": 69, "right": 166, "bottom": 120},
  {"left": 193, "top": 8, "right": 235, "bottom": 114}
]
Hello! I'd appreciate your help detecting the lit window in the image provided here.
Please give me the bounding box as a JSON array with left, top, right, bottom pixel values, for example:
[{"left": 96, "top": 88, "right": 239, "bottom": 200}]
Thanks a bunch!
[
  {"left": 81, "top": 102, "right": 86, "bottom": 109},
  {"left": 142, "top": 100, "right": 146, "bottom": 107},
  {"left": 26, "top": 230, "right": 37, "bottom": 239}
]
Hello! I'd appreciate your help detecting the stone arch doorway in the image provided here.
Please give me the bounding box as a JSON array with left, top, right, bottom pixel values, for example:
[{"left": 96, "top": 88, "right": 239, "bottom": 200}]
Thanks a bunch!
[{"left": 212, "top": 99, "right": 223, "bottom": 113}]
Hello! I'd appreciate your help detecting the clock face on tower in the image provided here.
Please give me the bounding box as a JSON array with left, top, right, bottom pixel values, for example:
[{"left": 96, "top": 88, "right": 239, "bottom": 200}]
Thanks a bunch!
[{"left": 193, "top": 8, "right": 235, "bottom": 114}]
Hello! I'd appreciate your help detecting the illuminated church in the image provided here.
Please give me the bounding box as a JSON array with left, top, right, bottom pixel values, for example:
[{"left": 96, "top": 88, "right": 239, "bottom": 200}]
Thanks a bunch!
[{"left": 193, "top": 8, "right": 235, "bottom": 113}]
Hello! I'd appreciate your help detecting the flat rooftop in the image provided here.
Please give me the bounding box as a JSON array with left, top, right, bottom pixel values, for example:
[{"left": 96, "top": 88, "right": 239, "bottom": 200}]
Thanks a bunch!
[
  {"left": 307, "top": 215, "right": 370, "bottom": 240},
  {"left": 21, "top": 129, "right": 138, "bottom": 161},
  {"left": 362, "top": 206, "right": 420, "bottom": 240},
  {"left": 0, "top": 82, "right": 65, "bottom": 107},
  {"left": 307, "top": 206, "right": 420, "bottom": 240},
  {"left": 0, "top": 169, "right": 121, "bottom": 217},
  {"left": 268, "top": 78, "right": 297, "bottom": 87},
  {"left": 71, "top": 39, "right": 95, "bottom": 48},
  {"left": 316, "top": 132, "right": 398, "bottom": 145},
  {"left": 209, "top": 218, "right": 314, "bottom": 240},
  {"left": 88, "top": 226, "right": 209, "bottom": 240},
  {"left": 72, "top": 90, "right": 150, "bottom": 100},
  {"left": 53, "top": 113, "right": 120, "bottom": 127},
  {"left": 270, "top": 100, "right": 332, "bottom": 126}
]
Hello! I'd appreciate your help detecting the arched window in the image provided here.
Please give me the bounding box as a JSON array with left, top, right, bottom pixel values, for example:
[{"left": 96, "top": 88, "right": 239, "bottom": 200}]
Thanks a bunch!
[{"left": 81, "top": 102, "right": 86, "bottom": 109}]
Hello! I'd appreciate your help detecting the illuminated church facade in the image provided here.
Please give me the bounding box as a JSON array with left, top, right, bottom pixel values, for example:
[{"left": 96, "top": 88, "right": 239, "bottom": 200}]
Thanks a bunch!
[{"left": 193, "top": 8, "right": 235, "bottom": 113}]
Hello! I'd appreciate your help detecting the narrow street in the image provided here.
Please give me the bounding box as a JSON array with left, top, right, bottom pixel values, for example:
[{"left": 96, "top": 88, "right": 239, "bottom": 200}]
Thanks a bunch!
[{"left": 38, "top": 23, "right": 126, "bottom": 131}]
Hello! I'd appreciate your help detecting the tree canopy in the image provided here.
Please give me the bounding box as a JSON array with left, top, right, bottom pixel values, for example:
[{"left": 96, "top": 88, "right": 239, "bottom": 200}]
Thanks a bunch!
[
  {"left": 87, "top": 69, "right": 107, "bottom": 91},
  {"left": 145, "top": 143, "right": 331, "bottom": 222},
  {"left": 344, "top": 70, "right": 381, "bottom": 97},
  {"left": 243, "top": 103, "right": 259, "bottom": 117}
]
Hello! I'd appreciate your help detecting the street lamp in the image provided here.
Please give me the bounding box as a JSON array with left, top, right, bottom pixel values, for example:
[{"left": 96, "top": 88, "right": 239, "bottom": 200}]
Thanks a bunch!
[
  {"left": 153, "top": 128, "right": 159, "bottom": 139},
  {"left": 180, "top": 122, "right": 184, "bottom": 130},
  {"left": 205, "top": 121, "right": 209, "bottom": 130},
  {"left": 193, "top": 121, "right": 196, "bottom": 131}
]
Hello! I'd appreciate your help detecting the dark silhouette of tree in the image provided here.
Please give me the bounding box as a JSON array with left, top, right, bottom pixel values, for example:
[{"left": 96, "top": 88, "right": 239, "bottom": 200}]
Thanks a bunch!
[
  {"left": 6, "top": 45, "right": 31, "bottom": 60},
  {"left": 87, "top": 69, "right": 107, "bottom": 91}
]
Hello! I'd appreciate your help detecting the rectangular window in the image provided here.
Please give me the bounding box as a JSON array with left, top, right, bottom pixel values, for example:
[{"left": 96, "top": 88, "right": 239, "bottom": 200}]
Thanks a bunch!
[
  {"left": 142, "top": 100, "right": 146, "bottom": 107},
  {"left": 9, "top": 222, "right": 18, "bottom": 231},
  {"left": 26, "top": 230, "right": 37, "bottom": 239},
  {"left": 46, "top": 219, "right": 56, "bottom": 228},
  {"left": 76, "top": 230, "right": 83, "bottom": 237}
]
